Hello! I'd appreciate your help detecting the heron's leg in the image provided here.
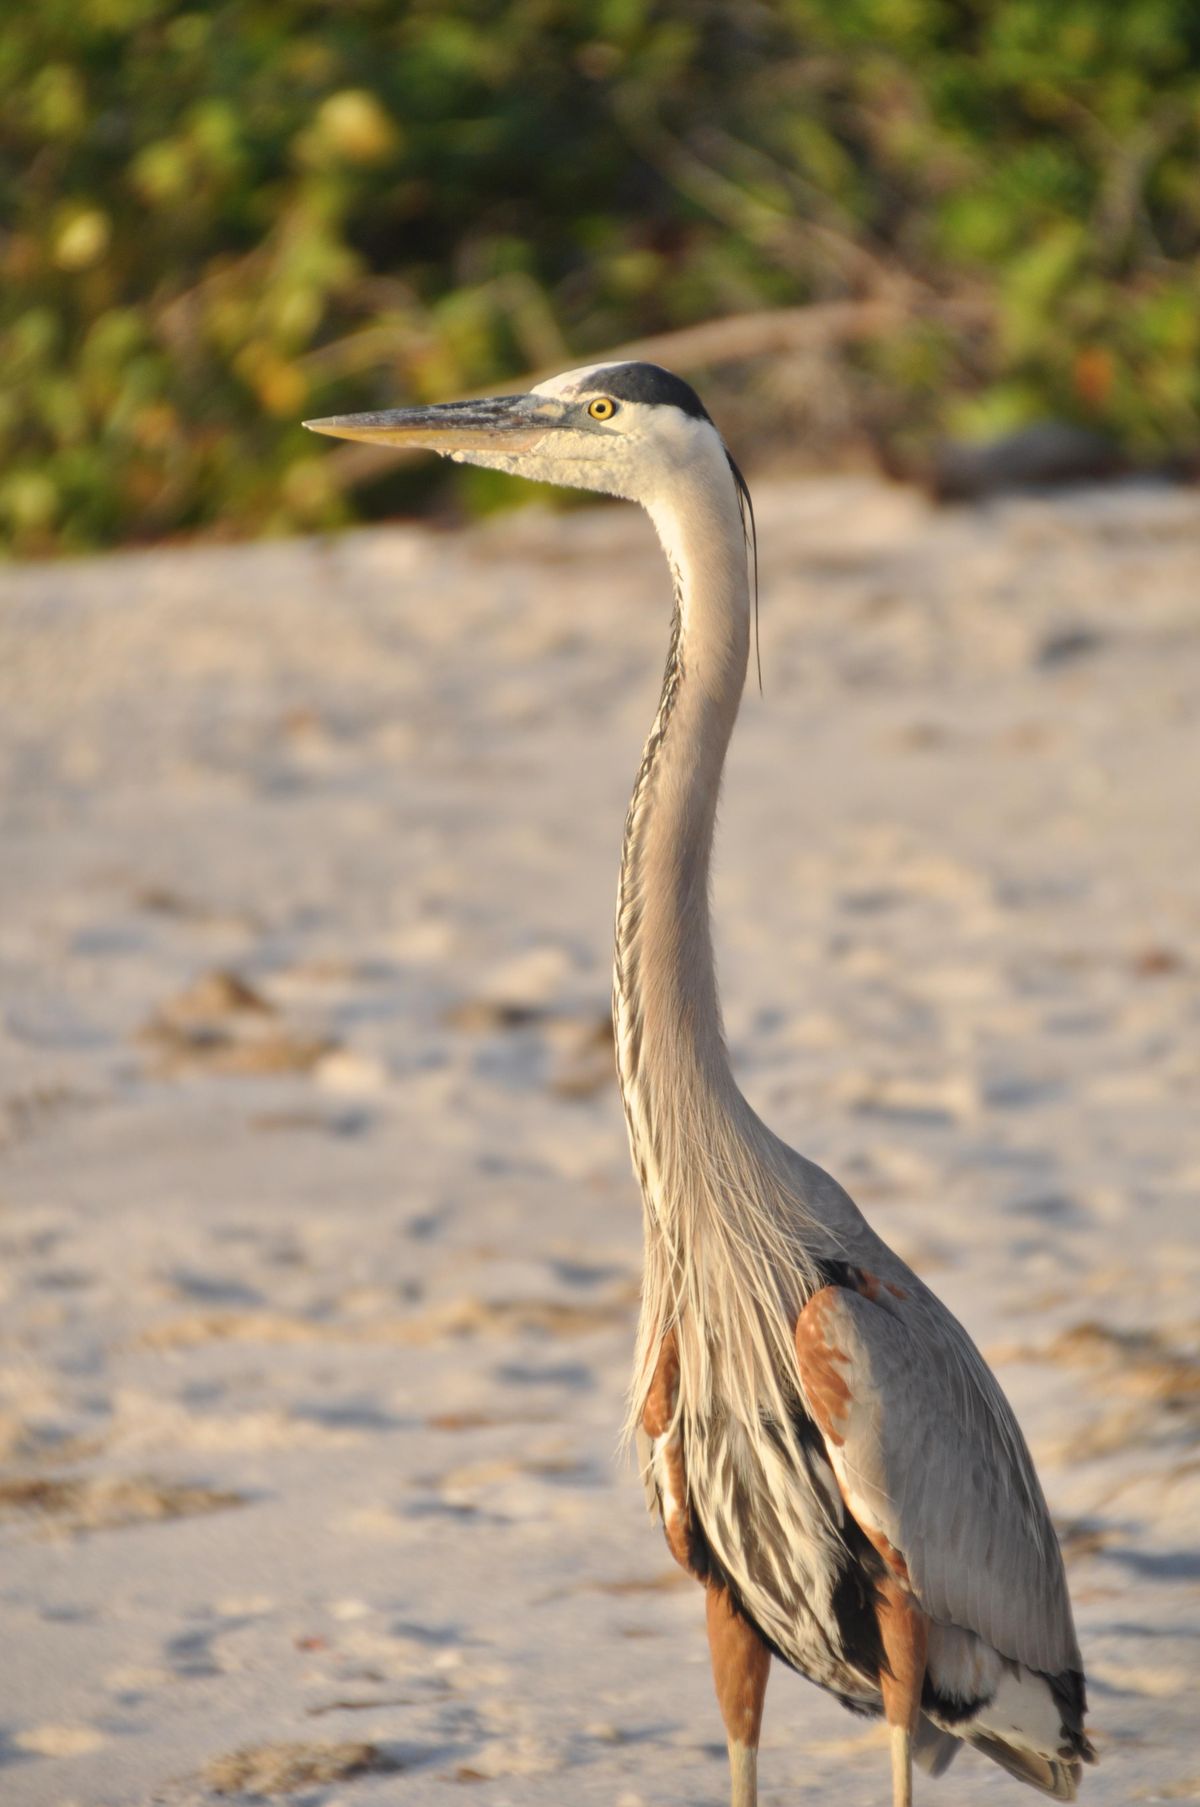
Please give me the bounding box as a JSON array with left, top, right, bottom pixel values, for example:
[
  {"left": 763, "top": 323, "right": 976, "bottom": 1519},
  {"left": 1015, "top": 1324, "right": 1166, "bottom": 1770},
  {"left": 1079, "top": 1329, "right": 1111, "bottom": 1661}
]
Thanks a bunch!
[
  {"left": 705, "top": 1582, "right": 770, "bottom": 1807},
  {"left": 876, "top": 1575, "right": 928, "bottom": 1807}
]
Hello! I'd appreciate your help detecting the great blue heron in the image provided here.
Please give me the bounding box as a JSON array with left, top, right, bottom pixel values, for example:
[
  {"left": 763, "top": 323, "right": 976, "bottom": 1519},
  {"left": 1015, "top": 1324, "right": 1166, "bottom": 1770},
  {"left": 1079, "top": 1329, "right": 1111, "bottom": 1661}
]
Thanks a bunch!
[{"left": 305, "top": 363, "right": 1094, "bottom": 1807}]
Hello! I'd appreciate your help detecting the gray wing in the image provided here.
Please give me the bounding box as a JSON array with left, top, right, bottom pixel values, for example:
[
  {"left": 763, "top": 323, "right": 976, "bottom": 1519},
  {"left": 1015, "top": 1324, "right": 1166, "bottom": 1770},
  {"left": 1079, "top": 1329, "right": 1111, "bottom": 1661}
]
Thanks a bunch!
[{"left": 795, "top": 1278, "right": 1079, "bottom": 1676}]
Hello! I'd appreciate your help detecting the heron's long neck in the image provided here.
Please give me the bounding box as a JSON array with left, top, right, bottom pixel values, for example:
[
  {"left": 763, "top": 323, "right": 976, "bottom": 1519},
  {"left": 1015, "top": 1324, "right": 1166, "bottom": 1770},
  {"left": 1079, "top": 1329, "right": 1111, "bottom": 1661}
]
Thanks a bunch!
[{"left": 614, "top": 483, "right": 750, "bottom": 1209}]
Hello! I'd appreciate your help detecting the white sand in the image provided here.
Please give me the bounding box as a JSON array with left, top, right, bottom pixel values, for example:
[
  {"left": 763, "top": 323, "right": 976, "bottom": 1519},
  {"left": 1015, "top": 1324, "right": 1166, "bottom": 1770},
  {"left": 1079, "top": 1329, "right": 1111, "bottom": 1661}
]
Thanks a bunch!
[{"left": 0, "top": 476, "right": 1197, "bottom": 1806}]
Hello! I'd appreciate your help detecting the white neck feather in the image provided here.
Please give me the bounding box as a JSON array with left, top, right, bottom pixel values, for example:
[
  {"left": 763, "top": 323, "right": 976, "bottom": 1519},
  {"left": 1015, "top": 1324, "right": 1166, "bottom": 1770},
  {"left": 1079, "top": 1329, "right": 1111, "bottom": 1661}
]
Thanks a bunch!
[
  {"left": 613, "top": 472, "right": 750, "bottom": 1172},
  {"left": 615, "top": 458, "right": 830, "bottom": 1452}
]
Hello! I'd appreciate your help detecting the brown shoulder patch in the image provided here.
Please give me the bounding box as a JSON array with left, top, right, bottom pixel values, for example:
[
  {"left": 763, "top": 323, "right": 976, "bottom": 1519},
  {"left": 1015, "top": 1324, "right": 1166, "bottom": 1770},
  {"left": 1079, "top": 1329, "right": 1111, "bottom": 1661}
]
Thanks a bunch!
[
  {"left": 798, "top": 1283, "right": 917, "bottom": 1603},
  {"left": 661, "top": 1440, "right": 705, "bottom": 1577},
  {"left": 795, "top": 1286, "right": 853, "bottom": 1447},
  {"left": 642, "top": 1328, "right": 706, "bottom": 1582},
  {"left": 641, "top": 1328, "right": 679, "bottom": 1439}
]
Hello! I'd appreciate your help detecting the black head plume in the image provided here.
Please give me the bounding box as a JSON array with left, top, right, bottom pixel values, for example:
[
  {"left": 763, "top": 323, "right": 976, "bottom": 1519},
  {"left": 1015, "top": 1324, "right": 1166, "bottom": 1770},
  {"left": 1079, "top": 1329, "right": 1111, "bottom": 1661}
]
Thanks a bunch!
[{"left": 726, "top": 451, "right": 761, "bottom": 695}]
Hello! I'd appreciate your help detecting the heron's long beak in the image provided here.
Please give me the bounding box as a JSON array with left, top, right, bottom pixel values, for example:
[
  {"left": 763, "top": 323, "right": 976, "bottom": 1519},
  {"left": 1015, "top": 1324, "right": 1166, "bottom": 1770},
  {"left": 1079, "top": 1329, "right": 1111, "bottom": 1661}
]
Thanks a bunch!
[{"left": 303, "top": 393, "right": 561, "bottom": 454}]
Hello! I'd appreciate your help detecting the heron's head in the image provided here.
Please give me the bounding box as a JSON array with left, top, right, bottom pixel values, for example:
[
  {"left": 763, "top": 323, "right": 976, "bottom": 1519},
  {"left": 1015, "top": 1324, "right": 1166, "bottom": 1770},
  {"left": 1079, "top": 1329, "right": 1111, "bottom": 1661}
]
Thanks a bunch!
[{"left": 304, "top": 360, "right": 749, "bottom": 522}]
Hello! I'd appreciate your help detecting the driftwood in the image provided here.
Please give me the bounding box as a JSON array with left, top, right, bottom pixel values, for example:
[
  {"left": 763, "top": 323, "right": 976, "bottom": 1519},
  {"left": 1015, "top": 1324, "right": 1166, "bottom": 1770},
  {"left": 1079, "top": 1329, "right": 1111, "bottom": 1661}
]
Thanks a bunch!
[{"left": 927, "top": 423, "right": 1125, "bottom": 502}]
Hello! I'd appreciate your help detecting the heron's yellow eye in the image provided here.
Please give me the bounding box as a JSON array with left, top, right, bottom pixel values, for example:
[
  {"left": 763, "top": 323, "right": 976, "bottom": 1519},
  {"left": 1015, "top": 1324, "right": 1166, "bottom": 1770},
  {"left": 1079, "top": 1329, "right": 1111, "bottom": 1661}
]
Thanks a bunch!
[{"left": 587, "top": 397, "right": 617, "bottom": 420}]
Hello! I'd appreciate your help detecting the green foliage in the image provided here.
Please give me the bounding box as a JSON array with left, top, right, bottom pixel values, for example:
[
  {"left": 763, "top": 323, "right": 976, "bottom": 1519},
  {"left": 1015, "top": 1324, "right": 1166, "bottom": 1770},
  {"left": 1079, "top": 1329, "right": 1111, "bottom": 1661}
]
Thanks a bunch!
[{"left": 2, "top": 0, "right": 1198, "bottom": 554}]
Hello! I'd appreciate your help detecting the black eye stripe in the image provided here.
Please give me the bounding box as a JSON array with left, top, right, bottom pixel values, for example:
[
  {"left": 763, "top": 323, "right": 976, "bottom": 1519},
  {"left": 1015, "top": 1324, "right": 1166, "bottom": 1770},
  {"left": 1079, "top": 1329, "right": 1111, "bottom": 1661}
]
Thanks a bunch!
[{"left": 584, "top": 362, "right": 711, "bottom": 421}]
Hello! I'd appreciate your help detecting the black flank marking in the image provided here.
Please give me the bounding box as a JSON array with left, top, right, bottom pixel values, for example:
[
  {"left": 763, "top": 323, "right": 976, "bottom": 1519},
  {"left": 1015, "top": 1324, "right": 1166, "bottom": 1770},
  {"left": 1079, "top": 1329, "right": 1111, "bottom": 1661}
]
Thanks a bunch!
[
  {"left": 758, "top": 1404, "right": 886, "bottom": 1687},
  {"left": 815, "top": 1258, "right": 868, "bottom": 1293},
  {"left": 921, "top": 1676, "right": 989, "bottom": 1727},
  {"left": 836, "top": 1692, "right": 884, "bottom": 1720},
  {"left": 1046, "top": 1666, "right": 1092, "bottom": 1758},
  {"left": 831, "top": 1512, "right": 886, "bottom": 1685},
  {"left": 699, "top": 1537, "right": 794, "bottom": 1669},
  {"left": 787, "top": 1409, "right": 829, "bottom": 1460},
  {"left": 699, "top": 1528, "right": 884, "bottom": 1720},
  {"left": 587, "top": 362, "right": 712, "bottom": 420}
]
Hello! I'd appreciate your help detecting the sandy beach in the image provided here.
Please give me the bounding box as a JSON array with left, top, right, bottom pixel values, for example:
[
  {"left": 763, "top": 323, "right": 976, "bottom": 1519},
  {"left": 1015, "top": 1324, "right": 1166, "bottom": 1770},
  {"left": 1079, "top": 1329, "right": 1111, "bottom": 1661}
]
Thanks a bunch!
[{"left": 1, "top": 474, "right": 1197, "bottom": 1806}]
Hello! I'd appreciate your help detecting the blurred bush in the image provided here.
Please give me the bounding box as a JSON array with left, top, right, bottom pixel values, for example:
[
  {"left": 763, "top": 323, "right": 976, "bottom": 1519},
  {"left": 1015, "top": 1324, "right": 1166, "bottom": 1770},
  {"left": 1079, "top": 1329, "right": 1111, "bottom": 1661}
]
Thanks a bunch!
[{"left": 2, "top": 0, "right": 1198, "bottom": 555}]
